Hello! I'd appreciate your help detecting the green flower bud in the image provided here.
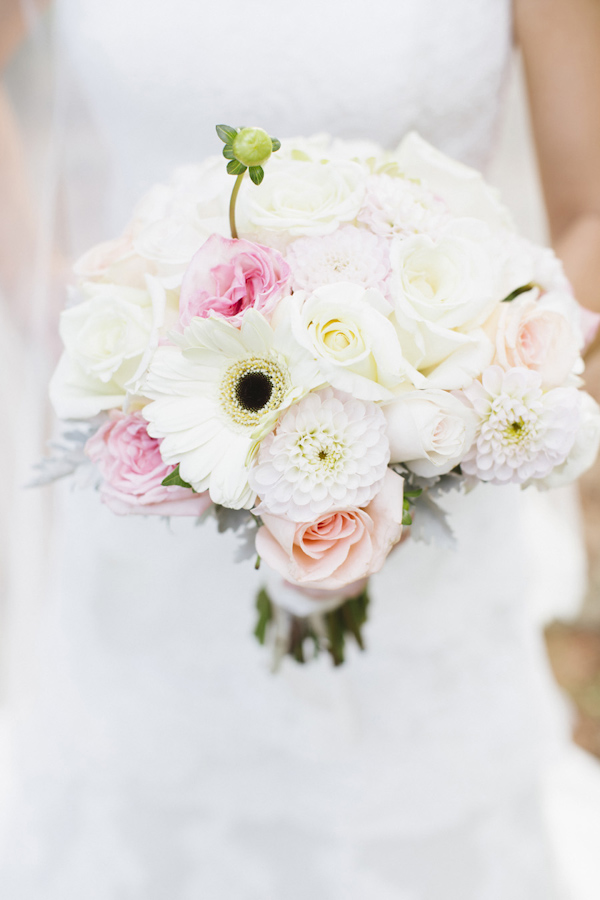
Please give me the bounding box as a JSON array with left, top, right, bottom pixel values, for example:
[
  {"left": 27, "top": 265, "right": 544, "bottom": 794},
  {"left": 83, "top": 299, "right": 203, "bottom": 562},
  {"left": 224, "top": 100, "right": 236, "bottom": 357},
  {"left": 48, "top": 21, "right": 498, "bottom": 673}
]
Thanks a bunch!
[{"left": 232, "top": 127, "right": 273, "bottom": 168}]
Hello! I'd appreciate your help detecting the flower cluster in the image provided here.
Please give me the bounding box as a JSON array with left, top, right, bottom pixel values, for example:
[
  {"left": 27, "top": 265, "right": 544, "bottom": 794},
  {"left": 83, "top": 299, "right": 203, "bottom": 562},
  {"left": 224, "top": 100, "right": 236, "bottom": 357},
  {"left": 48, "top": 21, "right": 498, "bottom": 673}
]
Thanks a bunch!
[{"left": 48, "top": 130, "right": 600, "bottom": 662}]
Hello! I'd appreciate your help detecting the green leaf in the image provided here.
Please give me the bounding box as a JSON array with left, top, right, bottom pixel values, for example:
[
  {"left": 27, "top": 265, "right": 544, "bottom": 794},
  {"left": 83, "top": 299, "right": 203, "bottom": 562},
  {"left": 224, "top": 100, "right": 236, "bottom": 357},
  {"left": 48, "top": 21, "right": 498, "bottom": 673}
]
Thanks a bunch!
[
  {"left": 402, "top": 509, "right": 413, "bottom": 527},
  {"left": 271, "top": 137, "right": 281, "bottom": 152},
  {"left": 341, "top": 601, "right": 364, "bottom": 650},
  {"left": 501, "top": 282, "right": 536, "bottom": 303},
  {"left": 216, "top": 124, "right": 238, "bottom": 144},
  {"left": 222, "top": 146, "right": 236, "bottom": 160},
  {"left": 404, "top": 488, "right": 423, "bottom": 499},
  {"left": 325, "top": 609, "right": 345, "bottom": 666},
  {"left": 249, "top": 166, "right": 264, "bottom": 185},
  {"left": 227, "top": 159, "right": 247, "bottom": 176},
  {"left": 161, "top": 465, "right": 194, "bottom": 490},
  {"left": 254, "top": 588, "right": 273, "bottom": 645}
]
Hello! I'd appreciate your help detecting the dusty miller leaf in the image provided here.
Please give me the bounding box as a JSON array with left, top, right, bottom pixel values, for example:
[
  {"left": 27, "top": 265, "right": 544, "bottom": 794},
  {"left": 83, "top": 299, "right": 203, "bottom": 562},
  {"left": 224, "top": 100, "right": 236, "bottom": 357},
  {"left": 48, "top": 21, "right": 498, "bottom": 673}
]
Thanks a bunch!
[
  {"left": 29, "top": 419, "right": 102, "bottom": 487},
  {"left": 410, "top": 493, "right": 456, "bottom": 548}
]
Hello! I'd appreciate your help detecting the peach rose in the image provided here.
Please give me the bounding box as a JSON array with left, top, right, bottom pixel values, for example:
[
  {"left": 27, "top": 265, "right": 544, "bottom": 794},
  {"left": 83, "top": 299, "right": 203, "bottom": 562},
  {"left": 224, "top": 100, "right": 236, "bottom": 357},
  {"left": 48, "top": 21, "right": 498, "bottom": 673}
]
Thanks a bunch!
[
  {"left": 255, "top": 469, "right": 404, "bottom": 591},
  {"left": 86, "top": 411, "right": 212, "bottom": 516},
  {"left": 491, "top": 295, "right": 580, "bottom": 389}
]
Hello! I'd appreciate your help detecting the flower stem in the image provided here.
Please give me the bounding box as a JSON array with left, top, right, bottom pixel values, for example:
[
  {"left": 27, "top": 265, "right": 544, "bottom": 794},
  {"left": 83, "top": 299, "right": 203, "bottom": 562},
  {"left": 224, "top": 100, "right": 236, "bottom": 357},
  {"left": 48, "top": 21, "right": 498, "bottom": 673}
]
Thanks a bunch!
[{"left": 229, "top": 171, "right": 245, "bottom": 239}]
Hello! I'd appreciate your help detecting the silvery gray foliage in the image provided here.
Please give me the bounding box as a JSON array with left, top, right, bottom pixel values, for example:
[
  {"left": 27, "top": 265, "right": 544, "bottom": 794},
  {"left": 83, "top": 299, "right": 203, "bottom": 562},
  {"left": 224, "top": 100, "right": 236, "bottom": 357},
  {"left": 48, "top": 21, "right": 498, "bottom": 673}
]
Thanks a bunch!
[
  {"left": 210, "top": 505, "right": 259, "bottom": 562},
  {"left": 391, "top": 465, "right": 473, "bottom": 549},
  {"left": 29, "top": 418, "right": 105, "bottom": 488},
  {"left": 410, "top": 493, "right": 456, "bottom": 548}
]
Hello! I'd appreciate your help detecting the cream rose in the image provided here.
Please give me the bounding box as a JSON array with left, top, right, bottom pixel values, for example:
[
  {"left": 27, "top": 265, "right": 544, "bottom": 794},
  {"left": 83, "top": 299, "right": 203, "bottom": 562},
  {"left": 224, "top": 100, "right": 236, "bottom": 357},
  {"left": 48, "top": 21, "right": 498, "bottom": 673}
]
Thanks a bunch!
[
  {"left": 49, "top": 281, "right": 157, "bottom": 419},
  {"left": 383, "top": 389, "right": 478, "bottom": 477},
  {"left": 286, "top": 284, "right": 412, "bottom": 401},
  {"left": 256, "top": 470, "right": 405, "bottom": 591},
  {"left": 392, "top": 131, "right": 513, "bottom": 231},
  {"left": 237, "top": 157, "right": 366, "bottom": 245},
  {"left": 490, "top": 294, "right": 581, "bottom": 389}
]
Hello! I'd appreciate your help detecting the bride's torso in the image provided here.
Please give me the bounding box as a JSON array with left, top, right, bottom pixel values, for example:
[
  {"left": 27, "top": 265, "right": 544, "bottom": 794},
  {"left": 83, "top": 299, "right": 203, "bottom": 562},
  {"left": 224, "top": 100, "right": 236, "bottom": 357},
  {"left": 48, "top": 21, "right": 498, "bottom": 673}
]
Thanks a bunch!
[
  {"left": 46, "top": 0, "right": 562, "bottom": 823},
  {"left": 3, "top": 3, "right": 573, "bottom": 896}
]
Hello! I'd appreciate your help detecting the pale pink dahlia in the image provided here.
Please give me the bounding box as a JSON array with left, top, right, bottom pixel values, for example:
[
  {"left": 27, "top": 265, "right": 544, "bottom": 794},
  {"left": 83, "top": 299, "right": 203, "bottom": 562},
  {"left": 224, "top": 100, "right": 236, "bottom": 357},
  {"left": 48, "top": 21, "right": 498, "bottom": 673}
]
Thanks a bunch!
[
  {"left": 249, "top": 388, "right": 390, "bottom": 522},
  {"left": 357, "top": 174, "right": 449, "bottom": 238},
  {"left": 461, "top": 366, "right": 581, "bottom": 485},
  {"left": 284, "top": 226, "right": 391, "bottom": 294}
]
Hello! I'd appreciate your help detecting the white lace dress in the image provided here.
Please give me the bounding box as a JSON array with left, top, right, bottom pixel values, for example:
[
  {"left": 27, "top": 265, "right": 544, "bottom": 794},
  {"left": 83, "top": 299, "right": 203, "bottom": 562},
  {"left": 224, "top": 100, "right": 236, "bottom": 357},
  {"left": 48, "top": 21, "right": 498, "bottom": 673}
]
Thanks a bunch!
[{"left": 1, "top": 1, "right": 598, "bottom": 897}]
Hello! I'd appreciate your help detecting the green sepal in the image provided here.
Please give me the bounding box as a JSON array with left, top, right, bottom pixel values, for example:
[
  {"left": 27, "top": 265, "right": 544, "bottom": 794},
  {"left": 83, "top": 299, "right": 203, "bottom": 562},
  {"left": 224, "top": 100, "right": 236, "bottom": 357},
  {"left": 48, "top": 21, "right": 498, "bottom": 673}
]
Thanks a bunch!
[
  {"left": 402, "top": 509, "right": 413, "bottom": 527},
  {"left": 222, "top": 146, "right": 236, "bottom": 160},
  {"left": 254, "top": 588, "right": 273, "bottom": 645},
  {"left": 271, "top": 137, "right": 281, "bottom": 152},
  {"left": 227, "top": 159, "right": 247, "bottom": 176},
  {"left": 216, "top": 124, "right": 238, "bottom": 144},
  {"left": 501, "top": 282, "right": 536, "bottom": 303},
  {"left": 249, "top": 166, "right": 264, "bottom": 185},
  {"left": 161, "top": 465, "right": 194, "bottom": 490},
  {"left": 404, "top": 488, "right": 423, "bottom": 499}
]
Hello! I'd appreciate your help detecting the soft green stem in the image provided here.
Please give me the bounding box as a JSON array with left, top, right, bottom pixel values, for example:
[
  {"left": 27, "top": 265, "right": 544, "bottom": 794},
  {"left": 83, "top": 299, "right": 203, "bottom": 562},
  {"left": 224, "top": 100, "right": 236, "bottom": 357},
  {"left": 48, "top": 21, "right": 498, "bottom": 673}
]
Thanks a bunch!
[{"left": 229, "top": 171, "right": 245, "bottom": 239}]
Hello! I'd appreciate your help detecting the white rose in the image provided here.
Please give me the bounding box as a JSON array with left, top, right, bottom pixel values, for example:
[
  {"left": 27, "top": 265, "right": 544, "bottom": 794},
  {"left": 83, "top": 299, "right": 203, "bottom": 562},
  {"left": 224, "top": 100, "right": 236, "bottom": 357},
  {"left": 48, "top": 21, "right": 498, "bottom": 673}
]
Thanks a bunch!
[
  {"left": 237, "top": 157, "right": 366, "bottom": 245},
  {"left": 49, "top": 281, "right": 160, "bottom": 419},
  {"left": 285, "top": 284, "right": 413, "bottom": 401},
  {"left": 278, "top": 133, "right": 384, "bottom": 170},
  {"left": 529, "top": 391, "right": 600, "bottom": 489},
  {"left": 130, "top": 160, "right": 230, "bottom": 289},
  {"left": 495, "top": 232, "right": 571, "bottom": 301},
  {"left": 383, "top": 389, "right": 478, "bottom": 476},
  {"left": 390, "top": 219, "right": 500, "bottom": 331},
  {"left": 392, "top": 132, "right": 513, "bottom": 231},
  {"left": 389, "top": 219, "right": 498, "bottom": 388}
]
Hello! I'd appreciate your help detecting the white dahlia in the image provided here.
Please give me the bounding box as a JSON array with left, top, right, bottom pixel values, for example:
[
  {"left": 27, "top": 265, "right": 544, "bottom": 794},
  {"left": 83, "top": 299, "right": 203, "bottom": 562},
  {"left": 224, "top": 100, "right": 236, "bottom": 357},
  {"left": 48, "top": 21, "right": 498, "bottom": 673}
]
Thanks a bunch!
[
  {"left": 249, "top": 388, "right": 390, "bottom": 522},
  {"left": 142, "top": 310, "right": 321, "bottom": 509},
  {"left": 285, "top": 226, "right": 391, "bottom": 295},
  {"left": 461, "top": 366, "right": 581, "bottom": 485}
]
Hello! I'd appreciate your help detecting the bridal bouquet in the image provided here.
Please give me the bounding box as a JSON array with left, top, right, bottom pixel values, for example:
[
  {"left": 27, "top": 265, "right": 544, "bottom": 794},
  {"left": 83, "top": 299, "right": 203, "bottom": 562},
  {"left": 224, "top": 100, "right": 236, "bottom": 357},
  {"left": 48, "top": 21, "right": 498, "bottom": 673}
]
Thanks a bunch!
[{"left": 44, "top": 125, "right": 600, "bottom": 666}]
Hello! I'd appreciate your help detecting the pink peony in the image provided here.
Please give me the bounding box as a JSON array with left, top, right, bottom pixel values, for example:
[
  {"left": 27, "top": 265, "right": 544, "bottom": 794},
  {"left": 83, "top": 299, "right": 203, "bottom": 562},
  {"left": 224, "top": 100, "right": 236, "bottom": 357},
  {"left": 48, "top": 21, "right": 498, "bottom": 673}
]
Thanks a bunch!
[
  {"left": 178, "top": 234, "right": 291, "bottom": 327},
  {"left": 255, "top": 469, "right": 404, "bottom": 591},
  {"left": 85, "top": 411, "right": 212, "bottom": 516},
  {"left": 491, "top": 295, "right": 580, "bottom": 389}
]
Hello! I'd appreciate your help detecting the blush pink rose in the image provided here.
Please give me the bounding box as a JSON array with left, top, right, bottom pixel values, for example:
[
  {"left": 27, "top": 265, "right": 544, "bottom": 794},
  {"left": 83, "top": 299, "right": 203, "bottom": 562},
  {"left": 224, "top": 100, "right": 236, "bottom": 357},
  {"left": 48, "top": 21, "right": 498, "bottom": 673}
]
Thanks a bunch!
[
  {"left": 255, "top": 470, "right": 404, "bottom": 591},
  {"left": 85, "top": 411, "right": 212, "bottom": 516},
  {"left": 492, "top": 296, "right": 580, "bottom": 389},
  {"left": 179, "top": 233, "right": 291, "bottom": 327}
]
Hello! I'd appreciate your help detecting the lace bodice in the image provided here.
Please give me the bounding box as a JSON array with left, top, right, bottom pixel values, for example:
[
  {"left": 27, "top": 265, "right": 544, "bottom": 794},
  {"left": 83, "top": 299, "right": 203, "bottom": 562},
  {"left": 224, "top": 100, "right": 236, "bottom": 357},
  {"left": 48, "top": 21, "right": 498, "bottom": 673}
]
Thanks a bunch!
[{"left": 55, "top": 0, "right": 512, "bottom": 242}]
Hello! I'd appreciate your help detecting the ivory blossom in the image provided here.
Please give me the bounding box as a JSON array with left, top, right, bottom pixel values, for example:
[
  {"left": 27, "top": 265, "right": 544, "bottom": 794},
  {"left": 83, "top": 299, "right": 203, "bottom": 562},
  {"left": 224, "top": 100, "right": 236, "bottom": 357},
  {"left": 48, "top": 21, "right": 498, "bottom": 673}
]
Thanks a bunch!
[{"left": 46, "top": 130, "right": 599, "bottom": 640}]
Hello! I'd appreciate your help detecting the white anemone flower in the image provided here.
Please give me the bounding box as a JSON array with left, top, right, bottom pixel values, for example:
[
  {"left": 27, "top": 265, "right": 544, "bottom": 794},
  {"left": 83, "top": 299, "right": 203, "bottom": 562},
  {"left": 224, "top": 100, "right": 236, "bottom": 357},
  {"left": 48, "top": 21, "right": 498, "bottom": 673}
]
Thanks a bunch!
[
  {"left": 461, "top": 366, "right": 581, "bottom": 485},
  {"left": 142, "top": 310, "right": 322, "bottom": 509},
  {"left": 250, "top": 388, "right": 390, "bottom": 522}
]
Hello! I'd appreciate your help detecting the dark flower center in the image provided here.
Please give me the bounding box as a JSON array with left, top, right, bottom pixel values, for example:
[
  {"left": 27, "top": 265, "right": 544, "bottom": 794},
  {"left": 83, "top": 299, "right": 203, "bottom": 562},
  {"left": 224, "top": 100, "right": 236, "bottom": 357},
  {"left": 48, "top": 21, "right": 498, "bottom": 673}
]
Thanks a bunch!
[{"left": 236, "top": 370, "right": 273, "bottom": 412}]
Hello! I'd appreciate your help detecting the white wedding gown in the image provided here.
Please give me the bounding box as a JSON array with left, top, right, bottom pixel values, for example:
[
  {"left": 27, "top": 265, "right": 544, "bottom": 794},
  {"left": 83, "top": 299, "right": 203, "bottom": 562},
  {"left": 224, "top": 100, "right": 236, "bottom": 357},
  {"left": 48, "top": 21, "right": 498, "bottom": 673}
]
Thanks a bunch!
[{"left": 2, "top": 1, "right": 600, "bottom": 897}]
